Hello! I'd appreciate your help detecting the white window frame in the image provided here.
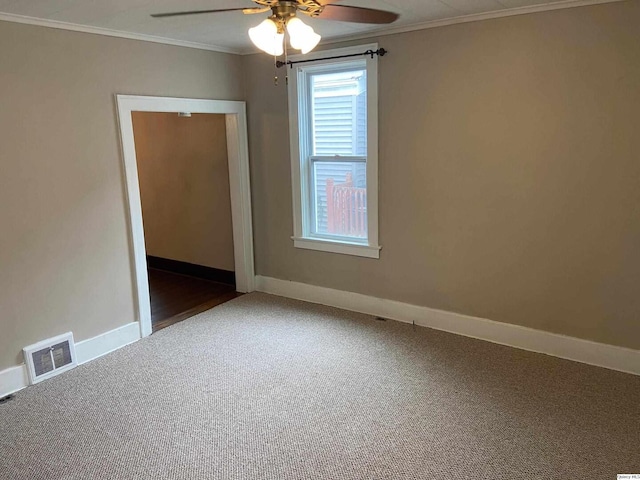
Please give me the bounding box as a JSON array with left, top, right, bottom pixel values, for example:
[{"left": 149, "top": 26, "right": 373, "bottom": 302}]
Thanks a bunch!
[{"left": 288, "top": 44, "right": 381, "bottom": 259}]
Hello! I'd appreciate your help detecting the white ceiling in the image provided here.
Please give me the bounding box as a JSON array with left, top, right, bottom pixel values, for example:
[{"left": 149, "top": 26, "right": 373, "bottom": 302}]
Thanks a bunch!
[{"left": 0, "top": 0, "right": 621, "bottom": 53}]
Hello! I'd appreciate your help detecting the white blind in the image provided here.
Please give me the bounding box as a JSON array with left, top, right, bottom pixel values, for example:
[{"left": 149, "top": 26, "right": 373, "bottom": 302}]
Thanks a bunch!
[{"left": 311, "top": 70, "right": 367, "bottom": 156}]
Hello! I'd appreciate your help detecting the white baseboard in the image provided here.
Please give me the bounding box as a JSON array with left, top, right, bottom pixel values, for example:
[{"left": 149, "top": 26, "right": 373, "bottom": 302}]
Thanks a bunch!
[
  {"left": 0, "top": 322, "right": 140, "bottom": 398},
  {"left": 0, "top": 365, "right": 29, "bottom": 398},
  {"left": 74, "top": 322, "right": 140, "bottom": 365},
  {"left": 255, "top": 276, "right": 640, "bottom": 376}
]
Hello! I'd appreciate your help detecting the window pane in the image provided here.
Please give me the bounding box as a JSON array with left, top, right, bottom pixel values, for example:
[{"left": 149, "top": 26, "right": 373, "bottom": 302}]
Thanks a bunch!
[
  {"left": 312, "top": 161, "right": 367, "bottom": 240},
  {"left": 311, "top": 69, "right": 367, "bottom": 157}
]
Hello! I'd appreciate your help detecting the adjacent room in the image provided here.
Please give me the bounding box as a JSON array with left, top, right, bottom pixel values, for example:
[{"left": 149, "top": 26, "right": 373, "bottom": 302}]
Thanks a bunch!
[
  {"left": 1, "top": 0, "right": 639, "bottom": 478},
  {"left": 131, "top": 111, "right": 239, "bottom": 331}
]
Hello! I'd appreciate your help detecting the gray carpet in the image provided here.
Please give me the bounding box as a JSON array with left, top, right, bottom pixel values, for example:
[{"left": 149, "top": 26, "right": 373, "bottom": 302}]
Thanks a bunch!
[{"left": 1, "top": 293, "right": 639, "bottom": 479}]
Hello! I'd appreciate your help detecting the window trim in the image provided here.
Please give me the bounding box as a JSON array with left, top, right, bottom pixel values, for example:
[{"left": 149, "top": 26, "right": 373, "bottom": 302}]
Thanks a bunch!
[{"left": 288, "top": 43, "right": 380, "bottom": 259}]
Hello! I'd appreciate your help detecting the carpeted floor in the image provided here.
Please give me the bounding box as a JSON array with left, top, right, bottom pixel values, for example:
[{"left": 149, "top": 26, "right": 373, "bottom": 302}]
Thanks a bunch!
[{"left": 1, "top": 293, "right": 639, "bottom": 479}]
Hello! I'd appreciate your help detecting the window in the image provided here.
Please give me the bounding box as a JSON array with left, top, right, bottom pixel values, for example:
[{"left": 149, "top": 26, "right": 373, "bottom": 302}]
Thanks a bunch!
[{"left": 288, "top": 44, "right": 380, "bottom": 259}]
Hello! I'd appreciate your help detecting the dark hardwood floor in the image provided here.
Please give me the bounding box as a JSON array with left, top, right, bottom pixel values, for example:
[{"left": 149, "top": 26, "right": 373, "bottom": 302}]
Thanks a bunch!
[{"left": 148, "top": 268, "right": 240, "bottom": 332}]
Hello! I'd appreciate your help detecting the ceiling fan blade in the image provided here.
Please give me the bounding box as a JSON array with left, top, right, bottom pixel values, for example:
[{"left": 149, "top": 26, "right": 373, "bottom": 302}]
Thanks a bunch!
[
  {"left": 318, "top": 5, "right": 398, "bottom": 24},
  {"left": 243, "top": 7, "right": 272, "bottom": 14},
  {"left": 315, "top": 0, "right": 343, "bottom": 5},
  {"left": 151, "top": 8, "right": 249, "bottom": 19}
]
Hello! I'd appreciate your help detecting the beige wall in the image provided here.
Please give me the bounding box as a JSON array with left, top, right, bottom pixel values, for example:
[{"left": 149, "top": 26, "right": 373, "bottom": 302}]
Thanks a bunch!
[
  {"left": 132, "top": 112, "right": 234, "bottom": 271},
  {"left": 0, "top": 21, "right": 244, "bottom": 370},
  {"left": 244, "top": 1, "right": 640, "bottom": 350}
]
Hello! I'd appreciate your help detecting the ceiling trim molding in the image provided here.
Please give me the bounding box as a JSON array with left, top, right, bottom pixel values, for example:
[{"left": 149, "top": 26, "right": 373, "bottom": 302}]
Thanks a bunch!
[
  {"left": 0, "top": 0, "right": 627, "bottom": 56},
  {"left": 297, "top": 0, "right": 627, "bottom": 53},
  {"left": 0, "top": 12, "right": 240, "bottom": 54}
]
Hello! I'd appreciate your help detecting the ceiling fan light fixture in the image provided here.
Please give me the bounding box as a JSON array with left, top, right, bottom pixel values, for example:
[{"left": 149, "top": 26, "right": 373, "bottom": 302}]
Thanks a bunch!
[
  {"left": 249, "top": 18, "right": 284, "bottom": 56},
  {"left": 152, "top": 2, "right": 398, "bottom": 57},
  {"left": 286, "top": 16, "right": 321, "bottom": 54}
]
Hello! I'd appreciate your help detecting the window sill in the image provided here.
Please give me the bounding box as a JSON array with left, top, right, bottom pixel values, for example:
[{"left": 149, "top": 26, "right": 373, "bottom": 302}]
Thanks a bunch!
[{"left": 292, "top": 236, "right": 381, "bottom": 259}]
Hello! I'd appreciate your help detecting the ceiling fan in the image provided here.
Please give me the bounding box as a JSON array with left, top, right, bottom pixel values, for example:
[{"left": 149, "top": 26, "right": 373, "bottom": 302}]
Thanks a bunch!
[{"left": 152, "top": 0, "right": 399, "bottom": 56}]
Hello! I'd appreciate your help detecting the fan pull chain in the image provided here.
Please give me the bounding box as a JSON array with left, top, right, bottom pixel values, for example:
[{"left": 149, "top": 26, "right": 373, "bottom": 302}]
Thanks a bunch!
[
  {"left": 284, "top": 41, "right": 289, "bottom": 86},
  {"left": 274, "top": 54, "right": 279, "bottom": 86}
]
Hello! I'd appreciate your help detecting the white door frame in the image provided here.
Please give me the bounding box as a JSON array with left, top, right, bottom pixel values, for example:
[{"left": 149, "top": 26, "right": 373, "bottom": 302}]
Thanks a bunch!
[{"left": 115, "top": 95, "right": 255, "bottom": 338}]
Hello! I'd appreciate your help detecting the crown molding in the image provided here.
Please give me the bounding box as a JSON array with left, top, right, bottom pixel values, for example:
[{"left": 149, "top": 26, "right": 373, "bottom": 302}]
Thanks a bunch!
[
  {"left": 309, "top": 0, "right": 627, "bottom": 52},
  {"left": 1, "top": 0, "right": 627, "bottom": 57},
  {"left": 0, "top": 12, "right": 241, "bottom": 54}
]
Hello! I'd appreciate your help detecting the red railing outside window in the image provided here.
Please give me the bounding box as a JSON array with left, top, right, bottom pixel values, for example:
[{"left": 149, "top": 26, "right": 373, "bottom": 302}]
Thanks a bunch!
[{"left": 326, "top": 173, "right": 367, "bottom": 238}]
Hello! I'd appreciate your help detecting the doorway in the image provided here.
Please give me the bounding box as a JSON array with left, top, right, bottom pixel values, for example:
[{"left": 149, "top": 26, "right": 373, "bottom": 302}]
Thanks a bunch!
[
  {"left": 116, "top": 95, "right": 255, "bottom": 338},
  {"left": 132, "top": 111, "right": 239, "bottom": 331}
]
